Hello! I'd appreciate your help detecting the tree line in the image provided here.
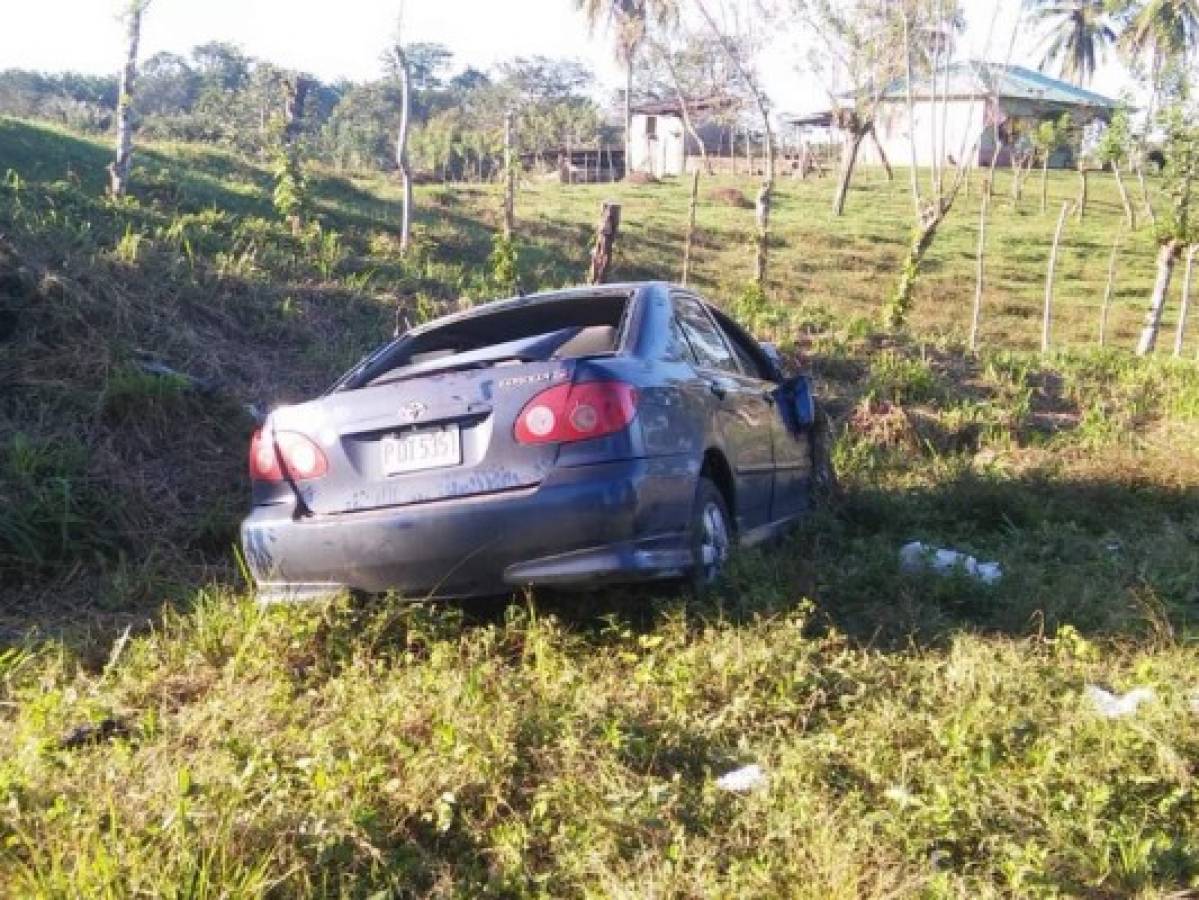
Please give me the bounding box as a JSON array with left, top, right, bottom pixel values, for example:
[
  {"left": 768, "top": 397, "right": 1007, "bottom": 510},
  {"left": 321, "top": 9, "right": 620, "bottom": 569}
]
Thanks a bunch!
[{"left": 0, "top": 42, "right": 618, "bottom": 180}]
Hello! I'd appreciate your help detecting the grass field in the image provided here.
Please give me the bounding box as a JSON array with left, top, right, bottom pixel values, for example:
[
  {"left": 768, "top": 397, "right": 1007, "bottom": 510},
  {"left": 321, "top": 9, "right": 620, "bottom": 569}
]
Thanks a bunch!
[{"left": 1, "top": 117, "right": 1198, "bottom": 896}]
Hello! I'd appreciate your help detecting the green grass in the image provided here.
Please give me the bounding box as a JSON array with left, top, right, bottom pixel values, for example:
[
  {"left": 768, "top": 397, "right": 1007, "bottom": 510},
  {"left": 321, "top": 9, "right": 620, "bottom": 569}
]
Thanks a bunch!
[{"left": 1, "top": 116, "right": 1198, "bottom": 896}]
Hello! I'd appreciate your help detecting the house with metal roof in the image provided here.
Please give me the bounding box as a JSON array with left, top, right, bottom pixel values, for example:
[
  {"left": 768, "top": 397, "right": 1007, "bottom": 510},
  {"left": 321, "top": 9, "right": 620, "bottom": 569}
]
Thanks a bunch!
[
  {"left": 628, "top": 97, "right": 742, "bottom": 178},
  {"left": 828, "top": 61, "right": 1120, "bottom": 170}
]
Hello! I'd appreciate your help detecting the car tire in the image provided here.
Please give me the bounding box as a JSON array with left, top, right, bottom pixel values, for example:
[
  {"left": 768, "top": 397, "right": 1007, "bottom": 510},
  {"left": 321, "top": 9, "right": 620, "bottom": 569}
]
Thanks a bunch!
[{"left": 689, "top": 476, "right": 732, "bottom": 592}]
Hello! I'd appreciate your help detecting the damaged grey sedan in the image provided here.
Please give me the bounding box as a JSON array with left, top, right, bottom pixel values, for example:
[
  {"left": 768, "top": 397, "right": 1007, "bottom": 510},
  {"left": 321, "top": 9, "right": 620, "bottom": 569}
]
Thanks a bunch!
[{"left": 240, "top": 282, "right": 823, "bottom": 601}]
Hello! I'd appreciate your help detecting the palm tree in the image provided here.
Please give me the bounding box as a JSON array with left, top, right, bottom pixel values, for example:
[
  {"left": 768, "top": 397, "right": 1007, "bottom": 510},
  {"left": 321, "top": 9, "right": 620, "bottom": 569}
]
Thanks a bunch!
[
  {"left": 1114, "top": 0, "right": 1199, "bottom": 153},
  {"left": 1030, "top": 0, "right": 1118, "bottom": 86},
  {"left": 575, "top": 0, "right": 677, "bottom": 176},
  {"left": 1120, "top": 0, "right": 1199, "bottom": 88}
]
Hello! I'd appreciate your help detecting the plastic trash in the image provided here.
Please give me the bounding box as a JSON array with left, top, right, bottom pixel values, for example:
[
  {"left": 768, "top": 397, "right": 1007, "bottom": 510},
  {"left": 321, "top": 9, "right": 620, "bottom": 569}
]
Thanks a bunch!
[
  {"left": 1189, "top": 689, "right": 1199, "bottom": 715},
  {"left": 1085, "top": 685, "right": 1155, "bottom": 719},
  {"left": 716, "top": 764, "right": 768, "bottom": 793},
  {"left": 899, "top": 542, "right": 1004, "bottom": 584}
]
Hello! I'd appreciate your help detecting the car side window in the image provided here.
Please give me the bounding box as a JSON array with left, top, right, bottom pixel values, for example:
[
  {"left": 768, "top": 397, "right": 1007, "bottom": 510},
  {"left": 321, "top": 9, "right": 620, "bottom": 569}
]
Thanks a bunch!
[
  {"left": 666, "top": 315, "right": 699, "bottom": 364},
  {"left": 673, "top": 295, "right": 738, "bottom": 373},
  {"left": 717, "top": 320, "right": 772, "bottom": 381}
]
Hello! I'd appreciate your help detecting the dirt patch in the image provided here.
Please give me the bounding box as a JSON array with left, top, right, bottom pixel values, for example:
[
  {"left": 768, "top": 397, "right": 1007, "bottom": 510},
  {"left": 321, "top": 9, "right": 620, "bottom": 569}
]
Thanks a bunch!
[
  {"left": 625, "top": 172, "right": 659, "bottom": 186},
  {"left": 707, "top": 186, "right": 752, "bottom": 208}
]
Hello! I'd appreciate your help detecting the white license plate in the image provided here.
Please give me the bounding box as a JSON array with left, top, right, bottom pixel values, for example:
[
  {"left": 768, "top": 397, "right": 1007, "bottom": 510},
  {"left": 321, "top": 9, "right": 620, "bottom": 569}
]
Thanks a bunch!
[{"left": 381, "top": 425, "right": 461, "bottom": 476}]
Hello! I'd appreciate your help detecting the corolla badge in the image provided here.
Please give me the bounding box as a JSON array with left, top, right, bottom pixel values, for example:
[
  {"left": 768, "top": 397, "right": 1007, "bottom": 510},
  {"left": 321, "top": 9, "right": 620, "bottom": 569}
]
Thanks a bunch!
[{"left": 402, "top": 401, "right": 427, "bottom": 421}]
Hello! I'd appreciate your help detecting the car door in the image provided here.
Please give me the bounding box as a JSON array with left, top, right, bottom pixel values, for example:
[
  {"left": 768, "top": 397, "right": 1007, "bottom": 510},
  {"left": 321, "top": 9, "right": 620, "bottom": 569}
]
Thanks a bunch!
[
  {"left": 672, "top": 292, "right": 775, "bottom": 532},
  {"left": 710, "top": 310, "right": 812, "bottom": 521}
]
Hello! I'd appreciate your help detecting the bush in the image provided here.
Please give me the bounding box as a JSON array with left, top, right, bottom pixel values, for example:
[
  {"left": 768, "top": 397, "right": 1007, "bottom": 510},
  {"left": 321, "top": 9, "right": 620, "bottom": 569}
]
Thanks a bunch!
[{"left": 488, "top": 233, "right": 520, "bottom": 296}]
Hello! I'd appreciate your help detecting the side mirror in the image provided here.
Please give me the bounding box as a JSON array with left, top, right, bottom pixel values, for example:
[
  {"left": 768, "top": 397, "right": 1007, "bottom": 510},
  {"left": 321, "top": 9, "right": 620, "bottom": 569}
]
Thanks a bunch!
[{"left": 777, "top": 374, "right": 816, "bottom": 434}]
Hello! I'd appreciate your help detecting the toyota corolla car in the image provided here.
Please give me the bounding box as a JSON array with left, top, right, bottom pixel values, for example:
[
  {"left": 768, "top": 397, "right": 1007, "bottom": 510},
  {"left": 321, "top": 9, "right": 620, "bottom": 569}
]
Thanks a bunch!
[{"left": 240, "top": 281, "right": 820, "bottom": 602}]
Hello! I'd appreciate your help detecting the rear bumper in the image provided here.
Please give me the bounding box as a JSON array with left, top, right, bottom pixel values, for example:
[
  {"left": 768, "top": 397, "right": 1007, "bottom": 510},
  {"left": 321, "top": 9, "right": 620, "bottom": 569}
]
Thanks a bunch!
[{"left": 240, "top": 456, "right": 695, "bottom": 601}]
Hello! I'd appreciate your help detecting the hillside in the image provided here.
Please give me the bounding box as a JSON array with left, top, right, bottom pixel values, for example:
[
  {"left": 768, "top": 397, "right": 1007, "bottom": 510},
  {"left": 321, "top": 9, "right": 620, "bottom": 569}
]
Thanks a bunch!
[{"left": 1, "top": 117, "right": 1199, "bottom": 895}]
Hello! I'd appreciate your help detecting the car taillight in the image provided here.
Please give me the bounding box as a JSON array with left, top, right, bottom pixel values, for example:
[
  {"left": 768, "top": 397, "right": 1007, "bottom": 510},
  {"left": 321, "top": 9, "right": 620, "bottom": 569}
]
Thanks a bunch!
[
  {"left": 249, "top": 429, "right": 328, "bottom": 482},
  {"left": 514, "top": 381, "right": 639, "bottom": 445}
]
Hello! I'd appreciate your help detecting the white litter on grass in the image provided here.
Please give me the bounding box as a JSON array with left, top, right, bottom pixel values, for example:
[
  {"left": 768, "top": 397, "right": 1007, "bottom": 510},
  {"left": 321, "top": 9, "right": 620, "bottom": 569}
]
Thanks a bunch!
[
  {"left": 1085, "top": 685, "right": 1155, "bottom": 719},
  {"left": 716, "top": 764, "right": 768, "bottom": 793},
  {"left": 1189, "top": 689, "right": 1199, "bottom": 716},
  {"left": 899, "top": 542, "right": 1004, "bottom": 584}
]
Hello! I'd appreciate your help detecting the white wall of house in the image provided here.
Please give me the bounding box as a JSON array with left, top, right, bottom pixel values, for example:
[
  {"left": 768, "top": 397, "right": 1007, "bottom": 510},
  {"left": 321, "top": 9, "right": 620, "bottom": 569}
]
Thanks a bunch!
[
  {"left": 857, "top": 99, "right": 987, "bottom": 169},
  {"left": 630, "top": 113, "right": 686, "bottom": 177}
]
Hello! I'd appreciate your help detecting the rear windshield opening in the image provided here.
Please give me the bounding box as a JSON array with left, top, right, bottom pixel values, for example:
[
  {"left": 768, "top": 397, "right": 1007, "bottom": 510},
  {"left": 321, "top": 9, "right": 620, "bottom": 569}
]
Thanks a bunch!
[{"left": 352, "top": 294, "right": 630, "bottom": 389}]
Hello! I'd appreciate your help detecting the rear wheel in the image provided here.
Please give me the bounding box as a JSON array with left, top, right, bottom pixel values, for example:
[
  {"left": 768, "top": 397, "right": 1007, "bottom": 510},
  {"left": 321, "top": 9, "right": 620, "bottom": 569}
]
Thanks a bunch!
[{"left": 689, "top": 477, "right": 732, "bottom": 591}]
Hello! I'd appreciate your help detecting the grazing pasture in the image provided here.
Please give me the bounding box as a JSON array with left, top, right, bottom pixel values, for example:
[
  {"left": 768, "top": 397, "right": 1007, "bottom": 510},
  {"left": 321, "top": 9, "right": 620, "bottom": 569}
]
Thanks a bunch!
[{"left": 1, "top": 117, "right": 1197, "bottom": 896}]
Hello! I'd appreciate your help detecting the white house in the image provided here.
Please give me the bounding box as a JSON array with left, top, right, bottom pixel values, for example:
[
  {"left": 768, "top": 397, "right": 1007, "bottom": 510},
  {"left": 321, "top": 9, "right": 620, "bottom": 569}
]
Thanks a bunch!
[
  {"left": 628, "top": 98, "right": 738, "bottom": 178},
  {"left": 793, "top": 62, "right": 1119, "bottom": 171}
]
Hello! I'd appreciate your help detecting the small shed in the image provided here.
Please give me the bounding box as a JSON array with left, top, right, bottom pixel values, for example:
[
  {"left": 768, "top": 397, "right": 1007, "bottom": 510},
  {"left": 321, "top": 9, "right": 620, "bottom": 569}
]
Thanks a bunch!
[
  {"left": 845, "top": 62, "right": 1119, "bottom": 170},
  {"left": 628, "top": 97, "right": 738, "bottom": 178}
]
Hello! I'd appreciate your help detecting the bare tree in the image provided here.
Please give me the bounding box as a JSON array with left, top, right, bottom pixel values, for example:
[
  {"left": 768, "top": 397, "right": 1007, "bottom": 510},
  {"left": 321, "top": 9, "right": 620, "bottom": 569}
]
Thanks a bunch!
[
  {"left": 648, "top": 35, "right": 713, "bottom": 174},
  {"left": 695, "top": 0, "right": 775, "bottom": 285},
  {"left": 1138, "top": 106, "right": 1197, "bottom": 356},
  {"left": 793, "top": 0, "right": 907, "bottom": 215},
  {"left": 109, "top": 0, "right": 151, "bottom": 198},
  {"left": 884, "top": 1, "right": 1005, "bottom": 327},
  {"left": 1139, "top": 238, "right": 1184, "bottom": 355}
]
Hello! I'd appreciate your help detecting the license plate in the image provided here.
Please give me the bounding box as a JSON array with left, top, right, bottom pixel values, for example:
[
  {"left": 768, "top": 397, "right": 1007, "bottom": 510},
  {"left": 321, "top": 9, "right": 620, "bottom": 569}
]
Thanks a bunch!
[{"left": 381, "top": 425, "right": 461, "bottom": 475}]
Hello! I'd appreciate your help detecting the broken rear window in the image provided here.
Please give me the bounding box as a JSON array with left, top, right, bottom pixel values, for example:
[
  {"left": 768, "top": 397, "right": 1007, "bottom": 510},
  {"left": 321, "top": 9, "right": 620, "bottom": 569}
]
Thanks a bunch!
[{"left": 344, "top": 293, "right": 631, "bottom": 390}]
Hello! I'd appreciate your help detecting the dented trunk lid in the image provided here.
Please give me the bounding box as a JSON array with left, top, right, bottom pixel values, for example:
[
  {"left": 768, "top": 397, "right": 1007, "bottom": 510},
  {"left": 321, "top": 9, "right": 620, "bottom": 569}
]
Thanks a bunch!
[{"left": 270, "top": 360, "right": 575, "bottom": 516}]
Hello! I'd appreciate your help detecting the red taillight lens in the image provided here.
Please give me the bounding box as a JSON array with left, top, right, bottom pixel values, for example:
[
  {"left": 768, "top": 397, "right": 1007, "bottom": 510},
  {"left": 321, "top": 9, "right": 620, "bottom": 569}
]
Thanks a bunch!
[
  {"left": 249, "top": 429, "right": 283, "bottom": 482},
  {"left": 514, "top": 381, "right": 639, "bottom": 445},
  {"left": 249, "top": 429, "right": 328, "bottom": 482}
]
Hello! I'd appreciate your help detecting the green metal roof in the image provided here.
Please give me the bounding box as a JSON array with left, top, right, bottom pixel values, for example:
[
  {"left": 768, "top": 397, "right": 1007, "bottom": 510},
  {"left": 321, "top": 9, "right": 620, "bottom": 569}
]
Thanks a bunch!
[{"left": 881, "top": 61, "right": 1119, "bottom": 109}]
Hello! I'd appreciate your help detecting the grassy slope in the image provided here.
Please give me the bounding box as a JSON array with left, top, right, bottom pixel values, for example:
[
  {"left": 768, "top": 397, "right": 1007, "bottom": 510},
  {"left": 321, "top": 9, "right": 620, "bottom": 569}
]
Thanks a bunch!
[{"left": 1, "top": 117, "right": 1198, "bottom": 896}]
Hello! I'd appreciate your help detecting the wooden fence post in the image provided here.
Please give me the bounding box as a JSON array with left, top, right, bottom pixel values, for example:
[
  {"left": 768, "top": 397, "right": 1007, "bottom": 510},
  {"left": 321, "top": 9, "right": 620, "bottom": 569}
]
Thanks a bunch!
[
  {"left": 1175, "top": 244, "right": 1197, "bottom": 358},
  {"left": 969, "top": 184, "right": 990, "bottom": 352},
  {"left": 1099, "top": 228, "right": 1122, "bottom": 347},
  {"left": 588, "top": 201, "right": 621, "bottom": 285},
  {"left": 1043, "top": 200, "right": 1072, "bottom": 354},
  {"left": 503, "top": 110, "right": 516, "bottom": 240},
  {"left": 682, "top": 169, "right": 700, "bottom": 286}
]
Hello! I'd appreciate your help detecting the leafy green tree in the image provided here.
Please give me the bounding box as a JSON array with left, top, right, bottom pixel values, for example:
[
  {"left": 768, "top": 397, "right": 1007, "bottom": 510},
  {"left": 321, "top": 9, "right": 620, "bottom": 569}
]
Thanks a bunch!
[
  {"left": 137, "top": 52, "right": 199, "bottom": 118},
  {"left": 191, "top": 42, "right": 252, "bottom": 94},
  {"left": 1096, "top": 105, "right": 1137, "bottom": 224}
]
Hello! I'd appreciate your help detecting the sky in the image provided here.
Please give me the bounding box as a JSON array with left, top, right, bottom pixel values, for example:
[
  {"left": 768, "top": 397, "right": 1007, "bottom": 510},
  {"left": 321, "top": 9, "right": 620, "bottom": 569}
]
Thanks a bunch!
[{"left": 1, "top": 0, "right": 1138, "bottom": 115}]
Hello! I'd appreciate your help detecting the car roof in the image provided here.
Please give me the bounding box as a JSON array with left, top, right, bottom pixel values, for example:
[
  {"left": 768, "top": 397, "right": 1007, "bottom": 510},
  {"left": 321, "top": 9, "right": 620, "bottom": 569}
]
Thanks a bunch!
[{"left": 406, "top": 281, "right": 673, "bottom": 337}]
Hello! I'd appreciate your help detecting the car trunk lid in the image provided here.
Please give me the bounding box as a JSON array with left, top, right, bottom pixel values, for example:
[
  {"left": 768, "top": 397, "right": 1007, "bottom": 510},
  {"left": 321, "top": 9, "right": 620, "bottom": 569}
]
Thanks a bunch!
[{"left": 270, "top": 360, "right": 574, "bottom": 516}]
